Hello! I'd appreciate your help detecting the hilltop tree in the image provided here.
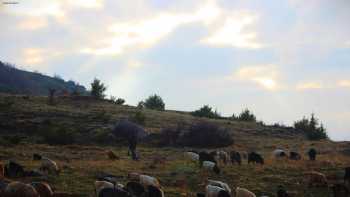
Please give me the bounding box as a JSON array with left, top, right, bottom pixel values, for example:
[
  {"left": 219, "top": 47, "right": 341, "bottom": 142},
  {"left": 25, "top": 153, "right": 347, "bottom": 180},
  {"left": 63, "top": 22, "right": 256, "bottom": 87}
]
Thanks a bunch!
[
  {"left": 90, "top": 78, "right": 106, "bottom": 99},
  {"left": 237, "top": 109, "right": 256, "bottom": 122},
  {"left": 191, "top": 105, "right": 221, "bottom": 119},
  {"left": 294, "top": 113, "right": 328, "bottom": 140},
  {"left": 143, "top": 94, "right": 165, "bottom": 110}
]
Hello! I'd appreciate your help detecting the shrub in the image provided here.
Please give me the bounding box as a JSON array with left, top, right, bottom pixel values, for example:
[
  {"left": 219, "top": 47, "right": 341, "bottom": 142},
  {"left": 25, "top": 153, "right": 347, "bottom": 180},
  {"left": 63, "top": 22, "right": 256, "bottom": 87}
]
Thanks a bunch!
[
  {"left": 90, "top": 78, "right": 107, "bottom": 99},
  {"left": 40, "top": 125, "right": 76, "bottom": 145},
  {"left": 294, "top": 113, "right": 328, "bottom": 140},
  {"left": 237, "top": 109, "right": 256, "bottom": 122},
  {"left": 158, "top": 123, "right": 184, "bottom": 146},
  {"left": 143, "top": 94, "right": 165, "bottom": 110},
  {"left": 191, "top": 105, "right": 221, "bottom": 119},
  {"left": 115, "top": 98, "right": 125, "bottom": 105},
  {"left": 132, "top": 111, "right": 146, "bottom": 125},
  {"left": 181, "top": 121, "right": 233, "bottom": 148}
]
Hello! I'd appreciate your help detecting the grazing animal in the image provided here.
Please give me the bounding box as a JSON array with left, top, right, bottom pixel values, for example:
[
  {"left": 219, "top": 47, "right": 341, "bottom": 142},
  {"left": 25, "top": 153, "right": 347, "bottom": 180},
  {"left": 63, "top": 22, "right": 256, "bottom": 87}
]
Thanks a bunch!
[
  {"left": 0, "top": 163, "right": 4, "bottom": 179},
  {"left": 199, "top": 152, "right": 217, "bottom": 166},
  {"left": 202, "top": 161, "right": 220, "bottom": 174},
  {"left": 273, "top": 149, "right": 287, "bottom": 158},
  {"left": 52, "top": 192, "right": 84, "bottom": 197},
  {"left": 31, "top": 182, "right": 53, "bottom": 197},
  {"left": 33, "top": 154, "right": 42, "bottom": 161},
  {"left": 276, "top": 185, "right": 289, "bottom": 197},
  {"left": 184, "top": 152, "right": 199, "bottom": 161},
  {"left": 147, "top": 185, "right": 164, "bottom": 197},
  {"left": 40, "top": 158, "right": 60, "bottom": 175},
  {"left": 106, "top": 150, "right": 119, "bottom": 160},
  {"left": 248, "top": 152, "right": 264, "bottom": 165},
  {"left": 4, "top": 181, "right": 39, "bottom": 197},
  {"left": 98, "top": 187, "right": 131, "bottom": 197},
  {"left": 95, "top": 181, "right": 114, "bottom": 196},
  {"left": 126, "top": 181, "right": 145, "bottom": 197},
  {"left": 207, "top": 180, "right": 231, "bottom": 194},
  {"left": 344, "top": 167, "right": 350, "bottom": 184},
  {"left": 218, "top": 151, "right": 229, "bottom": 164},
  {"left": 289, "top": 152, "right": 301, "bottom": 160},
  {"left": 308, "top": 148, "right": 317, "bottom": 161},
  {"left": 230, "top": 151, "right": 242, "bottom": 165},
  {"left": 332, "top": 183, "right": 350, "bottom": 197},
  {"left": 139, "top": 174, "right": 161, "bottom": 188},
  {"left": 304, "top": 171, "right": 328, "bottom": 187},
  {"left": 4, "top": 160, "right": 25, "bottom": 178},
  {"left": 235, "top": 187, "right": 256, "bottom": 197},
  {"left": 205, "top": 185, "right": 230, "bottom": 197},
  {"left": 197, "top": 192, "right": 205, "bottom": 197},
  {"left": 111, "top": 120, "right": 148, "bottom": 161}
]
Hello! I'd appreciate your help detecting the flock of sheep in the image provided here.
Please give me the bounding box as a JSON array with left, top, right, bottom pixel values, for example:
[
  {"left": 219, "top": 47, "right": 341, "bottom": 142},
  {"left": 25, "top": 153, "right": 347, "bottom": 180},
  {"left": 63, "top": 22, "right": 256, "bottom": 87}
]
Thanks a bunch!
[{"left": 1, "top": 147, "right": 350, "bottom": 197}]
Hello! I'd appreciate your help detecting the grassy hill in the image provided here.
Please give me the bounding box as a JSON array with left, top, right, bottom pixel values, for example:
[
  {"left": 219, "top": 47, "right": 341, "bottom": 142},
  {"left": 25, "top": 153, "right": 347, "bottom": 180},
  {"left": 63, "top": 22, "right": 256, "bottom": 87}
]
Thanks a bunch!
[
  {"left": 0, "top": 94, "right": 349, "bottom": 196},
  {"left": 0, "top": 61, "right": 87, "bottom": 95}
]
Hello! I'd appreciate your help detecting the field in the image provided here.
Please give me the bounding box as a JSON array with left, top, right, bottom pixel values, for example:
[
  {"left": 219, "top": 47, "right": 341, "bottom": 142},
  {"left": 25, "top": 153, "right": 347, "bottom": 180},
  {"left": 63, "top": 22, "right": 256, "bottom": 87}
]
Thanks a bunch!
[{"left": 0, "top": 94, "right": 350, "bottom": 196}]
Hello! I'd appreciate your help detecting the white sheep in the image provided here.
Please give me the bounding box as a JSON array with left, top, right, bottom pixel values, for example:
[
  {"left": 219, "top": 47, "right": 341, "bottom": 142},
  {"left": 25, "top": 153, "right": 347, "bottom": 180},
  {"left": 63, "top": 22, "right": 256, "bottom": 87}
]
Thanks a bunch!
[
  {"left": 272, "top": 149, "right": 287, "bottom": 159},
  {"left": 139, "top": 174, "right": 160, "bottom": 188},
  {"left": 184, "top": 152, "right": 199, "bottom": 161},
  {"left": 202, "top": 161, "right": 220, "bottom": 174},
  {"left": 205, "top": 185, "right": 230, "bottom": 197},
  {"left": 207, "top": 179, "right": 231, "bottom": 194},
  {"left": 40, "top": 157, "right": 60, "bottom": 175},
  {"left": 235, "top": 187, "right": 256, "bottom": 197}
]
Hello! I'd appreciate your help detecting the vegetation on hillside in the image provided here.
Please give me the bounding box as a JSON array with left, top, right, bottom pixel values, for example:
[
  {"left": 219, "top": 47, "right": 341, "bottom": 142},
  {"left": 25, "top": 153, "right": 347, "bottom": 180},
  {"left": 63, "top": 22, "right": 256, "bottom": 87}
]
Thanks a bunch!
[
  {"left": 191, "top": 105, "right": 221, "bottom": 119},
  {"left": 141, "top": 94, "right": 165, "bottom": 110},
  {"left": 90, "top": 78, "right": 107, "bottom": 99},
  {"left": 294, "top": 113, "right": 328, "bottom": 140}
]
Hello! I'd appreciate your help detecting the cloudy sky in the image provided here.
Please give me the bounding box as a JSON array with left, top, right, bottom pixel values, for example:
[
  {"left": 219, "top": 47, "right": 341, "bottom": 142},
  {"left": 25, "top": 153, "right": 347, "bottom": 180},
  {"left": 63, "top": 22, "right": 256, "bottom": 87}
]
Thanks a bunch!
[{"left": 0, "top": 0, "right": 349, "bottom": 141}]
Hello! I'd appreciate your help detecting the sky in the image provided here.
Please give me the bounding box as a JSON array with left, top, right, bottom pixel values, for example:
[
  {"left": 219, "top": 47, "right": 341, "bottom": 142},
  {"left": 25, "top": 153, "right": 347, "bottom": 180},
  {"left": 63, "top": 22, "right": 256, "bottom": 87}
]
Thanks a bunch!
[{"left": 0, "top": 0, "right": 349, "bottom": 141}]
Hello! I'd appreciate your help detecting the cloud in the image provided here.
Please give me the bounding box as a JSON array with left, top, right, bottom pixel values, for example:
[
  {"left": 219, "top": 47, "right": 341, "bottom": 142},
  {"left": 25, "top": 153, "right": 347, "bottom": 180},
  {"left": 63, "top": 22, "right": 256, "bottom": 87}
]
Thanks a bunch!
[
  {"left": 17, "top": 17, "right": 48, "bottom": 30},
  {"left": 68, "top": 0, "right": 104, "bottom": 9},
  {"left": 200, "top": 13, "right": 262, "bottom": 49},
  {"left": 296, "top": 82, "right": 323, "bottom": 90},
  {"left": 231, "top": 64, "right": 281, "bottom": 91},
  {"left": 337, "top": 80, "right": 350, "bottom": 88}
]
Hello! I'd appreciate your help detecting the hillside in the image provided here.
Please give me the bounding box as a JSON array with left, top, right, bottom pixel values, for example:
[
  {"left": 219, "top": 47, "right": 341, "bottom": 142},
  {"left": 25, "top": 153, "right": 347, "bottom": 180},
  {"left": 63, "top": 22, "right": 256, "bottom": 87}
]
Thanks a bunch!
[
  {"left": 0, "top": 94, "right": 349, "bottom": 197},
  {"left": 0, "top": 61, "right": 87, "bottom": 95}
]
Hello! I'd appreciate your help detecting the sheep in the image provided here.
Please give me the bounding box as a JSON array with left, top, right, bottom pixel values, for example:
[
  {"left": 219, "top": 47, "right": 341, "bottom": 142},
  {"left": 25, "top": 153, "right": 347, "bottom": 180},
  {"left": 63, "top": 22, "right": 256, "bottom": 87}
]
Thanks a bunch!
[
  {"left": 276, "top": 185, "right": 289, "bottom": 197},
  {"left": 147, "top": 185, "right": 164, "bottom": 197},
  {"left": 39, "top": 158, "right": 60, "bottom": 175},
  {"left": 235, "top": 187, "right": 256, "bottom": 197},
  {"left": 205, "top": 185, "right": 230, "bottom": 197},
  {"left": 332, "top": 183, "right": 349, "bottom": 197},
  {"left": 106, "top": 150, "right": 119, "bottom": 160},
  {"left": 202, "top": 161, "right": 220, "bottom": 174},
  {"left": 4, "top": 160, "right": 25, "bottom": 178},
  {"left": 0, "top": 163, "right": 4, "bottom": 179},
  {"left": 207, "top": 180, "right": 231, "bottom": 194},
  {"left": 230, "top": 151, "right": 242, "bottom": 165},
  {"left": 304, "top": 171, "right": 328, "bottom": 187},
  {"left": 344, "top": 167, "right": 350, "bottom": 184},
  {"left": 128, "top": 173, "right": 161, "bottom": 188},
  {"left": 199, "top": 152, "right": 217, "bottom": 166},
  {"left": 248, "top": 152, "right": 264, "bottom": 165},
  {"left": 126, "top": 181, "right": 145, "bottom": 197},
  {"left": 308, "top": 148, "right": 317, "bottom": 161},
  {"left": 95, "top": 181, "right": 114, "bottom": 196},
  {"left": 184, "top": 152, "right": 200, "bottom": 161},
  {"left": 52, "top": 192, "right": 84, "bottom": 197},
  {"left": 272, "top": 149, "right": 287, "bottom": 159},
  {"left": 98, "top": 187, "right": 131, "bottom": 197},
  {"left": 31, "top": 182, "right": 53, "bottom": 197},
  {"left": 289, "top": 152, "right": 301, "bottom": 160},
  {"left": 217, "top": 151, "right": 229, "bottom": 165},
  {"left": 4, "top": 181, "right": 39, "bottom": 197},
  {"left": 33, "top": 154, "right": 42, "bottom": 161}
]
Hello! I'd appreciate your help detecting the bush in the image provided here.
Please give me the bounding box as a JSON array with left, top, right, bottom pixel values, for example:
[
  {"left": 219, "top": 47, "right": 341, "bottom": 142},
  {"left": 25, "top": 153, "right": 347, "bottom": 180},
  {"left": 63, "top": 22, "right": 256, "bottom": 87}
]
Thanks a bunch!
[
  {"left": 115, "top": 98, "right": 125, "bottom": 105},
  {"left": 294, "top": 113, "right": 328, "bottom": 140},
  {"left": 90, "top": 78, "right": 107, "bottom": 99},
  {"left": 158, "top": 123, "right": 184, "bottom": 146},
  {"left": 181, "top": 121, "right": 233, "bottom": 147},
  {"left": 143, "top": 94, "right": 165, "bottom": 110},
  {"left": 132, "top": 111, "right": 146, "bottom": 125},
  {"left": 40, "top": 125, "right": 76, "bottom": 145},
  {"left": 191, "top": 105, "right": 221, "bottom": 119},
  {"left": 237, "top": 109, "right": 256, "bottom": 122}
]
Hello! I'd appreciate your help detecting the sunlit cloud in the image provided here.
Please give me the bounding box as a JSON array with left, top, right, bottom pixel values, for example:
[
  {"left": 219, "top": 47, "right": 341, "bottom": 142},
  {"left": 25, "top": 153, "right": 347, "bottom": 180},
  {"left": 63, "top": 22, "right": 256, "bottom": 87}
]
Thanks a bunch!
[
  {"left": 296, "top": 82, "right": 323, "bottom": 90},
  {"left": 23, "top": 48, "right": 44, "bottom": 65},
  {"left": 68, "top": 0, "right": 104, "bottom": 9},
  {"left": 232, "top": 65, "right": 281, "bottom": 91},
  {"left": 337, "top": 80, "right": 350, "bottom": 88},
  {"left": 17, "top": 17, "right": 48, "bottom": 30},
  {"left": 201, "top": 13, "right": 262, "bottom": 49}
]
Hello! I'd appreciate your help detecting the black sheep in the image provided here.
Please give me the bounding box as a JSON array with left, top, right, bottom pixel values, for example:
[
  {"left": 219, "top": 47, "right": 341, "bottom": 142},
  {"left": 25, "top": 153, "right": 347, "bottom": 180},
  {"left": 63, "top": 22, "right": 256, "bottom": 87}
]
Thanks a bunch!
[
  {"left": 126, "top": 181, "right": 145, "bottom": 197},
  {"left": 308, "top": 148, "right": 317, "bottom": 161},
  {"left": 248, "top": 152, "right": 264, "bottom": 165},
  {"left": 344, "top": 167, "right": 350, "bottom": 184},
  {"left": 147, "top": 185, "right": 164, "bottom": 197},
  {"left": 199, "top": 152, "right": 217, "bottom": 166},
  {"left": 4, "top": 160, "right": 25, "bottom": 178},
  {"left": 230, "top": 151, "right": 242, "bottom": 165},
  {"left": 277, "top": 185, "right": 289, "bottom": 197},
  {"left": 332, "top": 183, "right": 349, "bottom": 197},
  {"left": 289, "top": 152, "right": 301, "bottom": 160},
  {"left": 98, "top": 187, "right": 131, "bottom": 197},
  {"left": 33, "top": 154, "right": 42, "bottom": 161}
]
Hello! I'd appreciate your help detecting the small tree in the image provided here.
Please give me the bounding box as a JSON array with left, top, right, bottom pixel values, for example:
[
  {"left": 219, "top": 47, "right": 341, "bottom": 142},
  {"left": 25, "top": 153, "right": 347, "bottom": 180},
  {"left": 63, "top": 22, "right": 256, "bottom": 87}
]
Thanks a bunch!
[
  {"left": 294, "top": 113, "right": 328, "bottom": 140},
  {"left": 191, "top": 105, "right": 221, "bottom": 119},
  {"left": 90, "top": 78, "right": 106, "bottom": 99},
  {"left": 115, "top": 98, "right": 125, "bottom": 105},
  {"left": 144, "top": 94, "right": 165, "bottom": 110},
  {"left": 237, "top": 109, "right": 256, "bottom": 122}
]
